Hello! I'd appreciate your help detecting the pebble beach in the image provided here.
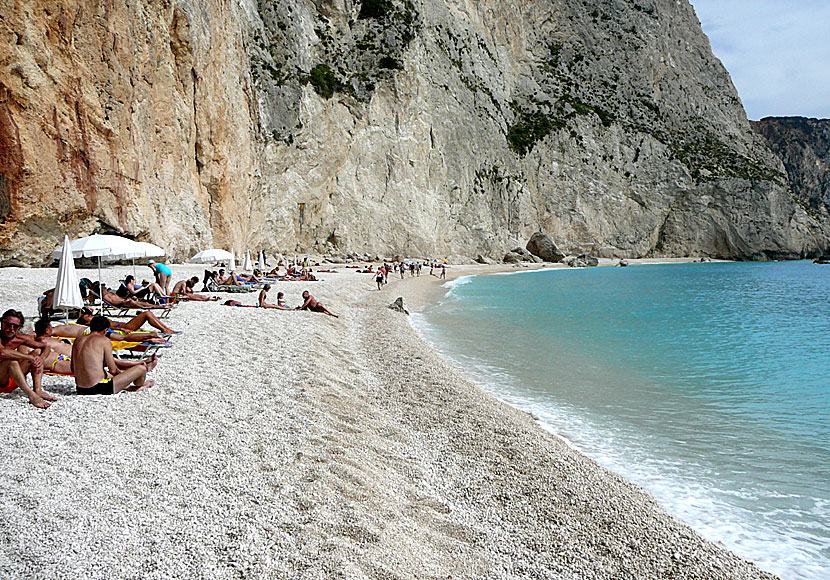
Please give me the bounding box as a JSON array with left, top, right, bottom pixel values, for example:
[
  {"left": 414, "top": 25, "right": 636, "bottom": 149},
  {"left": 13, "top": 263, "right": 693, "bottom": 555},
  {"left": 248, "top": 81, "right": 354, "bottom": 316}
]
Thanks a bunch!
[{"left": 0, "top": 262, "right": 777, "bottom": 579}]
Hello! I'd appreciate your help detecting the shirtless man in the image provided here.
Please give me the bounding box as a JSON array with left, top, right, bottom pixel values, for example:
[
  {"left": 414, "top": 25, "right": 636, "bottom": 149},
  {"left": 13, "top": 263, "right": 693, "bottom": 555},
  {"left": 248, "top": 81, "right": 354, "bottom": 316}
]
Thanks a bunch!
[
  {"left": 173, "top": 277, "right": 219, "bottom": 301},
  {"left": 72, "top": 315, "right": 154, "bottom": 395},
  {"left": 0, "top": 309, "right": 57, "bottom": 408},
  {"left": 215, "top": 269, "right": 243, "bottom": 286},
  {"left": 258, "top": 285, "right": 290, "bottom": 309},
  {"left": 32, "top": 318, "right": 158, "bottom": 376},
  {"left": 296, "top": 291, "right": 338, "bottom": 318}
]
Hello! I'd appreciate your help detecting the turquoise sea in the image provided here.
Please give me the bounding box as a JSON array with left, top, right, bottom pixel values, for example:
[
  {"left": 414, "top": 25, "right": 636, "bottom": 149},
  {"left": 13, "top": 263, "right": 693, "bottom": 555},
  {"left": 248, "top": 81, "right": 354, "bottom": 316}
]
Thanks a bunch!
[{"left": 412, "top": 261, "right": 830, "bottom": 580}]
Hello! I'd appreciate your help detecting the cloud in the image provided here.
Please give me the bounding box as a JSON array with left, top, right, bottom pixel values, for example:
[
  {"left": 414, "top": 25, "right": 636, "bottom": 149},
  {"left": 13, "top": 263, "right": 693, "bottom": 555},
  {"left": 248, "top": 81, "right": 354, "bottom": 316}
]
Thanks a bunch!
[{"left": 690, "top": 0, "right": 830, "bottom": 119}]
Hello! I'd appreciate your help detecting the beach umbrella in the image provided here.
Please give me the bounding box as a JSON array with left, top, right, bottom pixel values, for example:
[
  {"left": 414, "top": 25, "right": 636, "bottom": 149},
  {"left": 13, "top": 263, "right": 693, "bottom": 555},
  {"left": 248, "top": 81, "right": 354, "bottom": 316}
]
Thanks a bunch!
[
  {"left": 243, "top": 250, "right": 252, "bottom": 272},
  {"left": 52, "top": 234, "right": 143, "bottom": 299},
  {"left": 229, "top": 249, "right": 237, "bottom": 271},
  {"left": 190, "top": 248, "right": 233, "bottom": 264},
  {"left": 125, "top": 241, "right": 165, "bottom": 277},
  {"left": 53, "top": 235, "right": 84, "bottom": 316},
  {"left": 131, "top": 241, "right": 165, "bottom": 259},
  {"left": 257, "top": 250, "right": 265, "bottom": 272}
]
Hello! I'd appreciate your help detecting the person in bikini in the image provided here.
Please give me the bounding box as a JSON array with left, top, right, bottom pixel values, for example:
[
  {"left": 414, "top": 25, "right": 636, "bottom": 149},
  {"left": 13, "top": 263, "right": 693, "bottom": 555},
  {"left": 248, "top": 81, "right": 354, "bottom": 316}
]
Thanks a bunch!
[
  {"left": 31, "top": 318, "right": 158, "bottom": 376},
  {"left": 258, "top": 285, "right": 291, "bottom": 309},
  {"left": 296, "top": 291, "right": 338, "bottom": 318},
  {"left": 72, "top": 315, "right": 154, "bottom": 395},
  {"left": 69, "top": 307, "right": 178, "bottom": 338},
  {"left": 0, "top": 309, "right": 58, "bottom": 408}
]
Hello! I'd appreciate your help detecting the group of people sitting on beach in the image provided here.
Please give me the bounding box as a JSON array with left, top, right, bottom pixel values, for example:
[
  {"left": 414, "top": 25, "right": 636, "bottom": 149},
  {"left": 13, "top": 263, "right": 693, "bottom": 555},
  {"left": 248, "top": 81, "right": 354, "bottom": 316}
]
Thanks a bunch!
[
  {"left": 223, "top": 286, "right": 338, "bottom": 318},
  {"left": 0, "top": 308, "right": 163, "bottom": 408},
  {"left": 3, "top": 257, "right": 344, "bottom": 407},
  {"left": 203, "top": 263, "right": 319, "bottom": 289}
]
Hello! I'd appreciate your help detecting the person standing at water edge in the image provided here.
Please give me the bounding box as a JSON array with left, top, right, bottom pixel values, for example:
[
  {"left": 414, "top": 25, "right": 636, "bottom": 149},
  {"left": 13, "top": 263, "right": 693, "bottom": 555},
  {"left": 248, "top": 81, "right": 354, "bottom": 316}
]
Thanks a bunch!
[{"left": 0, "top": 309, "right": 57, "bottom": 408}]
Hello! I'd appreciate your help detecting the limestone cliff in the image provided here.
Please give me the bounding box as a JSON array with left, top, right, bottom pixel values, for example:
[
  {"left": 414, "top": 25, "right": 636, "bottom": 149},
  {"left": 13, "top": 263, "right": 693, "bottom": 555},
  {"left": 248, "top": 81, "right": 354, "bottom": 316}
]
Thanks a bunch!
[
  {"left": 753, "top": 117, "right": 830, "bottom": 220},
  {"left": 1, "top": 0, "right": 828, "bottom": 265}
]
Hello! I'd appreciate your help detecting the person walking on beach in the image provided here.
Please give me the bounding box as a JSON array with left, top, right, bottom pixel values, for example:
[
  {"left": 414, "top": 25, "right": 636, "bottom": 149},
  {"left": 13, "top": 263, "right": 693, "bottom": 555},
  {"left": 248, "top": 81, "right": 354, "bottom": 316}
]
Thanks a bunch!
[
  {"left": 440, "top": 264, "right": 446, "bottom": 279},
  {"left": 72, "top": 315, "right": 155, "bottom": 395},
  {"left": 0, "top": 309, "right": 57, "bottom": 408},
  {"left": 376, "top": 269, "right": 385, "bottom": 290},
  {"left": 296, "top": 291, "right": 338, "bottom": 318}
]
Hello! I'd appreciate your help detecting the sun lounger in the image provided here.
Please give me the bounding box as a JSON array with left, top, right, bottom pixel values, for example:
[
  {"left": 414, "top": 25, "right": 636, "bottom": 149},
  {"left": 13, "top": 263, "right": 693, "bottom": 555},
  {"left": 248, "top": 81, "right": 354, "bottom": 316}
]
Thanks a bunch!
[
  {"left": 102, "top": 300, "right": 174, "bottom": 319},
  {"left": 204, "top": 280, "right": 256, "bottom": 293},
  {"left": 111, "top": 340, "right": 173, "bottom": 359}
]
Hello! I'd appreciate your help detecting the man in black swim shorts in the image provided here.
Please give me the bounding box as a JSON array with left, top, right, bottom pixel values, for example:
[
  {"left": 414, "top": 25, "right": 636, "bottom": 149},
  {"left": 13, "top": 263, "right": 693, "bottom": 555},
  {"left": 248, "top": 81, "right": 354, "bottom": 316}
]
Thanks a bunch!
[{"left": 71, "top": 315, "right": 155, "bottom": 395}]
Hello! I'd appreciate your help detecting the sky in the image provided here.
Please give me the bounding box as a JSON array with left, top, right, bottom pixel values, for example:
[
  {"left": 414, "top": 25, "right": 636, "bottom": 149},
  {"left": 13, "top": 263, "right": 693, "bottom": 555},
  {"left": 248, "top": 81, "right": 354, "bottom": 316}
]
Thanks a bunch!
[{"left": 689, "top": 1, "right": 830, "bottom": 120}]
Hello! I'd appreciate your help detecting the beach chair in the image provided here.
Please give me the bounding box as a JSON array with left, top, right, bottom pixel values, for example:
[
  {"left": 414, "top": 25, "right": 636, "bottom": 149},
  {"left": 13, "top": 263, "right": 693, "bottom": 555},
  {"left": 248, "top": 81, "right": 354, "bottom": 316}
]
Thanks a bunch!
[
  {"left": 110, "top": 339, "right": 174, "bottom": 359},
  {"left": 101, "top": 300, "right": 174, "bottom": 319},
  {"left": 51, "top": 335, "right": 173, "bottom": 359},
  {"left": 204, "top": 279, "right": 256, "bottom": 293}
]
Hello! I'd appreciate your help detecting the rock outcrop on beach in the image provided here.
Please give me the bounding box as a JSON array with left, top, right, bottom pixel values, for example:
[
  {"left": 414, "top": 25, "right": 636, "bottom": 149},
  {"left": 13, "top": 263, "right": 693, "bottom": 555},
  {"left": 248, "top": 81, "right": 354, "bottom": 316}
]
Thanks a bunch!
[
  {"left": 1, "top": 0, "right": 829, "bottom": 265},
  {"left": 526, "top": 232, "right": 565, "bottom": 262},
  {"left": 753, "top": 117, "right": 830, "bottom": 219}
]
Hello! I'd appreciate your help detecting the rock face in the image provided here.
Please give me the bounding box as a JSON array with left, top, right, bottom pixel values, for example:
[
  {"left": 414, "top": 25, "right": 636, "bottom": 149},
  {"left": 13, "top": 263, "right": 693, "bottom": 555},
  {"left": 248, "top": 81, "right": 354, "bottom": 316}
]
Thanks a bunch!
[
  {"left": 753, "top": 117, "right": 830, "bottom": 219},
  {"left": 526, "top": 232, "right": 565, "bottom": 262},
  {"left": 1, "top": 0, "right": 829, "bottom": 265}
]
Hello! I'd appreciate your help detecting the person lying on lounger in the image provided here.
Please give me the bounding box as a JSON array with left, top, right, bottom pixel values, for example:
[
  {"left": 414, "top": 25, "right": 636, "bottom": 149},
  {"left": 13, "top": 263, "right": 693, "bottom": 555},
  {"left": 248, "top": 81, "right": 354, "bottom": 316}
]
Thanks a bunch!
[
  {"left": 29, "top": 318, "right": 159, "bottom": 376},
  {"left": 47, "top": 309, "right": 173, "bottom": 343},
  {"left": 103, "top": 282, "right": 173, "bottom": 309},
  {"left": 91, "top": 282, "right": 169, "bottom": 310},
  {"left": 117, "top": 275, "right": 168, "bottom": 301},
  {"left": 296, "top": 291, "right": 338, "bottom": 318},
  {"left": 258, "top": 285, "right": 291, "bottom": 309},
  {"left": 78, "top": 306, "right": 178, "bottom": 336},
  {"left": 213, "top": 269, "right": 247, "bottom": 286},
  {"left": 0, "top": 309, "right": 57, "bottom": 408},
  {"left": 72, "top": 315, "right": 155, "bottom": 395},
  {"left": 234, "top": 272, "right": 261, "bottom": 284}
]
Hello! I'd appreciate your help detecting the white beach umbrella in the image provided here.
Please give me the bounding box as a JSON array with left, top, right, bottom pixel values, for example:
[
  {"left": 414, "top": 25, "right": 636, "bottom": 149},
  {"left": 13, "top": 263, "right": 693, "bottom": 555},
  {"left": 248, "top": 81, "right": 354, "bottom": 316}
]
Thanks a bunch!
[
  {"left": 130, "top": 241, "right": 165, "bottom": 259},
  {"left": 243, "top": 250, "right": 252, "bottom": 272},
  {"left": 53, "top": 235, "right": 84, "bottom": 314},
  {"left": 190, "top": 248, "right": 233, "bottom": 263},
  {"left": 229, "top": 249, "right": 237, "bottom": 271},
  {"left": 124, "top": 241, "right": 165, "bottom": 277},
  {"left": 52, "top": 234, "right": 143, "bottom": 298},
  {"left": 257, "top": 250, "right": 265, "bottom": 272}
]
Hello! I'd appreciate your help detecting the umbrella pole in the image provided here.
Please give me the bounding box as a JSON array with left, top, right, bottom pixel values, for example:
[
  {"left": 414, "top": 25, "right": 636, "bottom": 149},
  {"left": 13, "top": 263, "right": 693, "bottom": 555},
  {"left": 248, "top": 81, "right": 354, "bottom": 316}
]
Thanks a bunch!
[
  {"left": 133, "top": 258, "right": 136, "bottom": 279},
  {"left": 97, "top": 256, "right": 103, "bottom": 314}
]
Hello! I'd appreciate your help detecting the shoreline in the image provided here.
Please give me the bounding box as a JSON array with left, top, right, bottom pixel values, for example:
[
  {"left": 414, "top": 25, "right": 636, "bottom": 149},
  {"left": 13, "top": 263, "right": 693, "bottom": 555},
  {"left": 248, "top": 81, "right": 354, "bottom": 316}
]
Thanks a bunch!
[{"left": 0, "top": 262, "right": 776, "bottom": 579}]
